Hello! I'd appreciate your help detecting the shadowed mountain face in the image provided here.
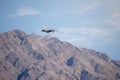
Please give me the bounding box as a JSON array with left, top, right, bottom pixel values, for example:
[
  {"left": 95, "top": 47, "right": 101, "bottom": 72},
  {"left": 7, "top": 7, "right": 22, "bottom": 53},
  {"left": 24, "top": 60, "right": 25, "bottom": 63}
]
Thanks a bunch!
[{"left": 0, "top": 29, "right": 120, "bottom": 80}]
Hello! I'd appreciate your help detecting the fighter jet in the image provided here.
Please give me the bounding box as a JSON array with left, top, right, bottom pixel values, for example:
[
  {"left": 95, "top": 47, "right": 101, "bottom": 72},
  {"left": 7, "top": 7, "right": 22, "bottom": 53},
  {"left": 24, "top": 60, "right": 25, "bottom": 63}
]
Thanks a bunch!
[{"left": 41, "top": 26, "right": 56, "bottom": 34}]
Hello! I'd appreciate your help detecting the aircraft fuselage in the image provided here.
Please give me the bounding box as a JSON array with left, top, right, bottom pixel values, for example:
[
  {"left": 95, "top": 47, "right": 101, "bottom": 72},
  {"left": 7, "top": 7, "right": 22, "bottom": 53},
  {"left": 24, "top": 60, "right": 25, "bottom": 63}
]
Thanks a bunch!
[{"left": 42, "top": 29, "right": 55, "bottom": 34}]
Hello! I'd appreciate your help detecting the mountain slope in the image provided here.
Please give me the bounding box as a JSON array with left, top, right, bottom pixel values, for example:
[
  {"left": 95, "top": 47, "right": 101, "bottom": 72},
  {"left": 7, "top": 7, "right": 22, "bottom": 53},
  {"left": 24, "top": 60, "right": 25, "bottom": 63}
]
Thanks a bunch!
[{"left": 0, "top": 29, "right": 120, "bottom": 80}]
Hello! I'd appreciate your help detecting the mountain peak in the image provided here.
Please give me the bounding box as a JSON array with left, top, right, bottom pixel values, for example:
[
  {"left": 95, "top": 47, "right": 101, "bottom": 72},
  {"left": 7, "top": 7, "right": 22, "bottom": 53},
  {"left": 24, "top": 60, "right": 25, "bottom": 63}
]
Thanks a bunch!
[
  {"left": 10, "top": 29, "right": 27, "bottom": 36},
  {"left": 11, "top": 29, "right": 25, "bottom": 33},
  {"left": 0, "top": 30, "right": 120, "bottom": 80}
]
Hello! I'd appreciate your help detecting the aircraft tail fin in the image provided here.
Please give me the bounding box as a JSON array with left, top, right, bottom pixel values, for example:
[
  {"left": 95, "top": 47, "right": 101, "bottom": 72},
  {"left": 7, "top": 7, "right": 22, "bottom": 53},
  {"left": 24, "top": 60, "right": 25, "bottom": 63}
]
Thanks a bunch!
[{"left": 42, "top": 25, "right": 46, "bottom": 30}]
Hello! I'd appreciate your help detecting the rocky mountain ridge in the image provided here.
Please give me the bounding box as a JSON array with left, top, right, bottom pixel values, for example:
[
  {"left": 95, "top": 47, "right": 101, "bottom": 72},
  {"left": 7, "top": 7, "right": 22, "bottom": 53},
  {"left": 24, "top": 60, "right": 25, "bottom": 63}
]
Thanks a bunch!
[{"left": 0, "top": 29, "right": 120, "bottom": 80}]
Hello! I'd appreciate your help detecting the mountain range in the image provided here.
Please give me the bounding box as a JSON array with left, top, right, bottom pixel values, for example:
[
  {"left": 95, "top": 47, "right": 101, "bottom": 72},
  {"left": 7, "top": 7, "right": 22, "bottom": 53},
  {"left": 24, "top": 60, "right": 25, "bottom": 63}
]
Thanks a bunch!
[{"left": 0, "top": 29, "right": 120, "bottom": 80}]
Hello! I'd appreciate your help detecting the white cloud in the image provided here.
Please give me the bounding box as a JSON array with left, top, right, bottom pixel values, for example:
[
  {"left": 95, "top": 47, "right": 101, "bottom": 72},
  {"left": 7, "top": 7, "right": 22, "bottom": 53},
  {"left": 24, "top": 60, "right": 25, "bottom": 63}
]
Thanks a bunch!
[
  {"left": 54, "top": 27, "right": 114, "bottom": 47},
  {"left": 107, "top": 11, "right": 120, "bottom": 30},
  {"left": 58, "top": 27, "right": 112, "bottom": 37},
  {"left": 50, "top": 2, "right": 100, "bottom": 16},
  {"left": 103, "top": 0, "right": 120, "bottom": 30},
  {"left": 7, "top": 7, "right": 40, "bottom": 17},
  {"left": 72, "top": 3, "right": 100, "bottom": 15}
]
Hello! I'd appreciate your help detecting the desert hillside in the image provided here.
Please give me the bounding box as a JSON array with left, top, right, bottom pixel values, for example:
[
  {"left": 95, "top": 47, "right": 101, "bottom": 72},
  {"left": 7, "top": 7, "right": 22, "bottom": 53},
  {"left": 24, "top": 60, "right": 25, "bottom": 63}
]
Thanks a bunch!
[{"left": 0, "top": 29, "right": 120, "bottom": 80}]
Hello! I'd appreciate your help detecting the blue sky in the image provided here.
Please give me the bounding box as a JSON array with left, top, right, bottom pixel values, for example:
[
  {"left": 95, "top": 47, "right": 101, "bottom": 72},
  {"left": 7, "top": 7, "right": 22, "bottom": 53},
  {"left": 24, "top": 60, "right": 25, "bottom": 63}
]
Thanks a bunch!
[{"left": 0, "top": 0, "right": 120, "bottom": 60}]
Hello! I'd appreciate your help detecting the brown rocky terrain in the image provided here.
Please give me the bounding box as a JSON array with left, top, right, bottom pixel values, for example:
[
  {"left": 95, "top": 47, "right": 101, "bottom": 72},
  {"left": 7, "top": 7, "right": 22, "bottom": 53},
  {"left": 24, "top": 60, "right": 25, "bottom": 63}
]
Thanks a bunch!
[{"left": 0, "top": 29, "right": 120, "bottom": 80}]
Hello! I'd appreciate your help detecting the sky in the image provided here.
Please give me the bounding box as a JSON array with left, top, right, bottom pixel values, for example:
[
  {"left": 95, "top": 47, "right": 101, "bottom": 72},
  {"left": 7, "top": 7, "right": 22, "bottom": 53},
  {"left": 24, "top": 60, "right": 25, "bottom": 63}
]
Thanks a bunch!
[{"left": 0, "top": 0, "right": 120, "bottom": 60}]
